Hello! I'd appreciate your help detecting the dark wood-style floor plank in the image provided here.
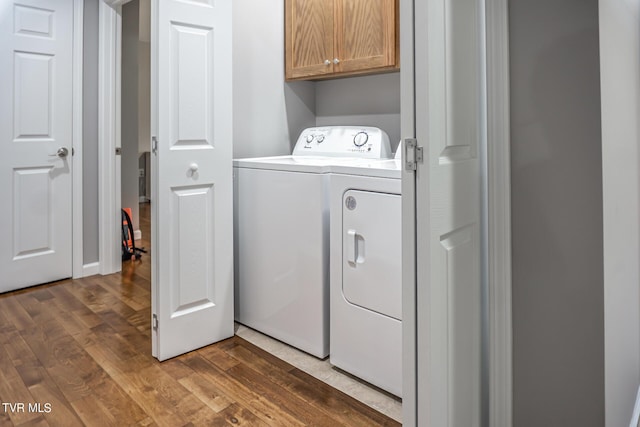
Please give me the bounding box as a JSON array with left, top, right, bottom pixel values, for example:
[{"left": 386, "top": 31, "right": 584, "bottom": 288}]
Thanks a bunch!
[{"left": 0, "top": 202, "right": 400, "bottom": 426}]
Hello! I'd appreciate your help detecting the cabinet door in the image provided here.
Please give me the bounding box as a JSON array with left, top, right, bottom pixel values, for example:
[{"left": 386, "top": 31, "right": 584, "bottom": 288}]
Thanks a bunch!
[
  {"left": 285, "top": 0, "right": 334, "bottom": 80},
  {"left": 334, "top": 0, "right": 397, "bottom": 73}
]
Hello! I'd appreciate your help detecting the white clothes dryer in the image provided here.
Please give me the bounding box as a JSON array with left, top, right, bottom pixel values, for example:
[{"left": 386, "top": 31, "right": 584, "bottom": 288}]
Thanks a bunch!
[
  {"left": 234, "top": 127, "right": 391, "bottom": 358},
  {"left": 329, "top": 154, "right": 402, "bottom": 396}
]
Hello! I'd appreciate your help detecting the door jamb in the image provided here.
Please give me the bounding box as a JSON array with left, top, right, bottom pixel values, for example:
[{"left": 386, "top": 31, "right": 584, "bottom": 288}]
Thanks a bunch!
[
  {"left": 72, "top": 0, "right": 85, "bottom": 278},
  {"left": 98, "top": 1, "right": 123, "bottom": 275},
  {"left": 486, "top": 0, "right": 512, "bottom": 425}
]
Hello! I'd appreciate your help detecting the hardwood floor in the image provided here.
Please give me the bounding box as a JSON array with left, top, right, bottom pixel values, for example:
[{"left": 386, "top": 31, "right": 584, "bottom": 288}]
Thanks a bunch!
[{"left": 0, "top": 203, "right": 399, "bottom": 426}]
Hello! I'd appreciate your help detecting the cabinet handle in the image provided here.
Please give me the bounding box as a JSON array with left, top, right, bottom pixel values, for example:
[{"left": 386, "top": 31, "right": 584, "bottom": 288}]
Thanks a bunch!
[
  {"left": 333, "top": 58, "right": 340, "bottom": 64},
  {"left": 324, "top": 59, "right": 331, "bottom": 65}
]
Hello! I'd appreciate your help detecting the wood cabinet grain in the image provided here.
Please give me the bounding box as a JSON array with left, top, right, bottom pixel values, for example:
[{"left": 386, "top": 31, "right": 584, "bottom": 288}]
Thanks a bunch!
[{"left": 285, "top": 0, "right": 399, "bottom": 81}]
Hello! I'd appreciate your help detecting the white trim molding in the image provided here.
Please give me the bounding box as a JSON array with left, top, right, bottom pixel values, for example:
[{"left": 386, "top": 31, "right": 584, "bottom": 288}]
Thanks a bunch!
[
  {"left": 103, "top": 0, "right": 134, "bottom": 7},
  {"left": 82, "top": 262, "right": 100, "bottom": 277},
  {"left": 486, "top": 0, "right": 512, "bottom": 425},
  {"left": 400, "top": 0, "right": 417, "bottom": 425},
  {"left": 98, "top": 1, "right": 122, "bottom": 275},
  {"left": 72, "top": 0, "right": 84, "bottom": 279}
]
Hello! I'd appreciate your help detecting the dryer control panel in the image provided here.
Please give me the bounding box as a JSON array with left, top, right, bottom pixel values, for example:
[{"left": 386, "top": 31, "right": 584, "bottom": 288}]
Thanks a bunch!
[{"left": 292, "top": 126, "right": 392, "bottom": 159}]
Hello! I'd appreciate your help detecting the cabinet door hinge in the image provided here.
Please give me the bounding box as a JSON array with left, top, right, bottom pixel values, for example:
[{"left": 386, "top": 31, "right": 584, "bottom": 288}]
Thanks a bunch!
[
  {"left": 152, "top": 314, "right": 158, "bottom": 330},
  {"left": 404, "top": 138, "right": 423, "bottom": 171},
  {"left": 152, "top": 136, "right": 158, "bottom": 155}
]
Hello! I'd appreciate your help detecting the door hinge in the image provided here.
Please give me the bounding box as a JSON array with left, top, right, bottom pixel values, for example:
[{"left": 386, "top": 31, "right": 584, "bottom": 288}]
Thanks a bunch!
[
  {"left": 404, "top": 138, "right": 423, "bottom": 171},
  {"left": 115, "top": 147, "right": 122, "bottom": 155},
  {"left": 152, "top": 314, "right": 158, "bottom": 330},
  {"left": 152, "top": 136, "right": 158, "bottom": 155}
]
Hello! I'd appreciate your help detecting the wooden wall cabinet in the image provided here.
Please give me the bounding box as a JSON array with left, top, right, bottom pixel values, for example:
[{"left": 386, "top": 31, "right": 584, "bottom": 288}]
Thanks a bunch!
[{"left": 285, "top": 0, "right": 399, "bottom": 81}]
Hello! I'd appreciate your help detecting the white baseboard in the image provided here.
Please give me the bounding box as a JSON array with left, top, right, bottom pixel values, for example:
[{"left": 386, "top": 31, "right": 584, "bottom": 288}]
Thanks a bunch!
[
  {"left": 134, "top": 229, "right": 142, "bottom": 241},
  {"left": 82, "top": 262, "right": 100, "bottom": 278}
]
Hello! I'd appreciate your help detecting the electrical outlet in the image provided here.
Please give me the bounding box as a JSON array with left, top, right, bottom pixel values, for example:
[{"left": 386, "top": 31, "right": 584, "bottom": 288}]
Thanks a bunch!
[{"left": 139, "top": 168, "right": 145, "bottom": 178}]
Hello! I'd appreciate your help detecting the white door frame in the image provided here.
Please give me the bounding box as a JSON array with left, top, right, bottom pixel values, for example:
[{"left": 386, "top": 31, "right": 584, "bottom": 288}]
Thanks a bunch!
[
  {"left": 98, "top": 0, "right": 123, "bottom": 275},
  {"left": 72, "top": 0, "right": 86, "bottom": 279},
  {"left": 485, "top": 0, "right": 512, "bottom": 424},
  {"left": 97, "top": 0, "right": 513, "bottom": 424}
]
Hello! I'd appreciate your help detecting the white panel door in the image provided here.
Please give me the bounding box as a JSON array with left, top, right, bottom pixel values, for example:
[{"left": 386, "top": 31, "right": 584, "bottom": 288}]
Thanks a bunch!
[
  {"left": 0, "top": 0, "right": 73, "bottom": 293},
  {"left": 414, "top": 0, "right": 484, "bottom": 425},
  {"left": 152, "top": 0, "right": 234, "bottom": 360}
]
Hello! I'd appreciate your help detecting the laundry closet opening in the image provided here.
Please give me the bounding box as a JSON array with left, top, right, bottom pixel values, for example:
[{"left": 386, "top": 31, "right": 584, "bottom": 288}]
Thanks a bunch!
[
  {"left": 117, "top": 0, "right": 403, "bottom": 422},
  {"left": 231, "top": 1, "right": 403, "bottom": 422},
  {"left": 120, "top": 0, "right": 151, "bottom": 262}
]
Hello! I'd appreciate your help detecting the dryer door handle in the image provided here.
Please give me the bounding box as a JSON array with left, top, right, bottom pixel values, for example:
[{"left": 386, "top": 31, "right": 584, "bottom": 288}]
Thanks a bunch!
[
  {"left": 347, "top": 229, "right": 357, "bottom": 265},
  {"left": 346, "top": 229, "right": 365, "bottom": 265}
]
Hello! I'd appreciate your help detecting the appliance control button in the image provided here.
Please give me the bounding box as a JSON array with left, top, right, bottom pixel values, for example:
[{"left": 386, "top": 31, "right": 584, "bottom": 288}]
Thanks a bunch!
[
  {"left": 316, "top": 135, "right": 325, "bottom": 143},
  {"left": 353, "top": 131, "right": 368, "bottom": 147},
  {"left": 306, "top": 134, "right": 314, "bottom": 143}
]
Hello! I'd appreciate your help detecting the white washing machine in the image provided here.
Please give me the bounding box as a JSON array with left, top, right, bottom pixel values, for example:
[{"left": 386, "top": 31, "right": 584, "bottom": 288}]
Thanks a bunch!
[
  {"left": 329, "top": 151, "right": 402, "bottom": 396},
  {"left": 233, "top": 126, "right": 391, "bottom": 358}
]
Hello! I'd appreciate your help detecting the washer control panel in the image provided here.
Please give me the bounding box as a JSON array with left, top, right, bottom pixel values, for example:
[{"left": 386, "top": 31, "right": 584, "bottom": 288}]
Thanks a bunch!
[{"left": 292, "top": 126, "right": 392, "bottom": 159}]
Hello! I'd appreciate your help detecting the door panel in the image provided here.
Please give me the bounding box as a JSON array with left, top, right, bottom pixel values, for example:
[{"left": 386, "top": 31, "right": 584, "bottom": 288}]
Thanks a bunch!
[
  {"left": 153, "top": 0, "right": 233, "bottom": 361},
  {"left": 285, "top": 0, "right": 334, "bottom": 79},
  {"left": 13, "top": 167, "right": 55, "bottom": 258},
  {"left": 335, "top": 0, "right": 396, "bottom": 73},
  {"left": 0, "top": 0, "right": 73, "bottom": 293},
  {"left": 415, "top": 0, "right": 483, "bottom": 425}
]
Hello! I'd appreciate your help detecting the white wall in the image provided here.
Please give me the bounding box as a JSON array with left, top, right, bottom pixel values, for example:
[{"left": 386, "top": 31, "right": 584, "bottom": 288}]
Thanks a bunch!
[{"left": 599, "top": 1, "right": 640, "bottom": 425}]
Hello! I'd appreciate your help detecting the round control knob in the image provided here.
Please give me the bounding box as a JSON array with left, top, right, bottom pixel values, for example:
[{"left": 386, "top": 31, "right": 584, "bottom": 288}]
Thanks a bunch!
[
  {"left": 306, "top": 134, "right": 314, "bottom": 143},
  {"left": 353, "top": 131, "right": 369, "bottom": 147},
  {"left": 316, "top": 135, "right": 325, "bottom": 143}
]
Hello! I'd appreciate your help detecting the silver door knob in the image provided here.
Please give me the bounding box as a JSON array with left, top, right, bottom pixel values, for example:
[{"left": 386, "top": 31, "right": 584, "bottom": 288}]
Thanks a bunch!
[{"left": 49, "top": 147, "right": 69, "bottom": 158}]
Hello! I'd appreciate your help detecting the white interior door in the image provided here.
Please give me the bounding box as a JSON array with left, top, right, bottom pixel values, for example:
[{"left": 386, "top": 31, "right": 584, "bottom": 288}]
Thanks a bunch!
[
  {"left": 414, "top": 0, "right": 484, "bottom": 425},
  {"left": 0, "top": 0, "right": 74, "bottom": 293},
  {"left": 151, "top": 0, "right": 233, "bottom": 361}
]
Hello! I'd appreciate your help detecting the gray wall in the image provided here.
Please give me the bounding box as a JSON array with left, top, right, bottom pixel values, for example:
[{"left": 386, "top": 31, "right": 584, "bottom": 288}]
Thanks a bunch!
[
  {"left": 121, "top": 1, "right": 140, "bottom": 232},
  {"left": 138, "top": 0, "right": 150, "bottom": 154},
  {"left": 509, "top": 1, "right": 604, "bottom": 426},
  {"left": 83, "top": 0, "right": 99, "bottom": 264},
  {"left": 232, "top": 0, "right": 400, "bottom": 158},
  {"left": 232, "top": 0, "right": 315, "bottom": 158},
  {"left": 315, "top": 73, "right": 401, "bottom": 153}
]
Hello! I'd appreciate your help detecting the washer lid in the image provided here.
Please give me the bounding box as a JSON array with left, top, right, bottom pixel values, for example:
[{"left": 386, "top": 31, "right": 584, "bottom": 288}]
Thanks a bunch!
[{"left": 233, "top": 155, "right": 378, "bottom": 173}]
